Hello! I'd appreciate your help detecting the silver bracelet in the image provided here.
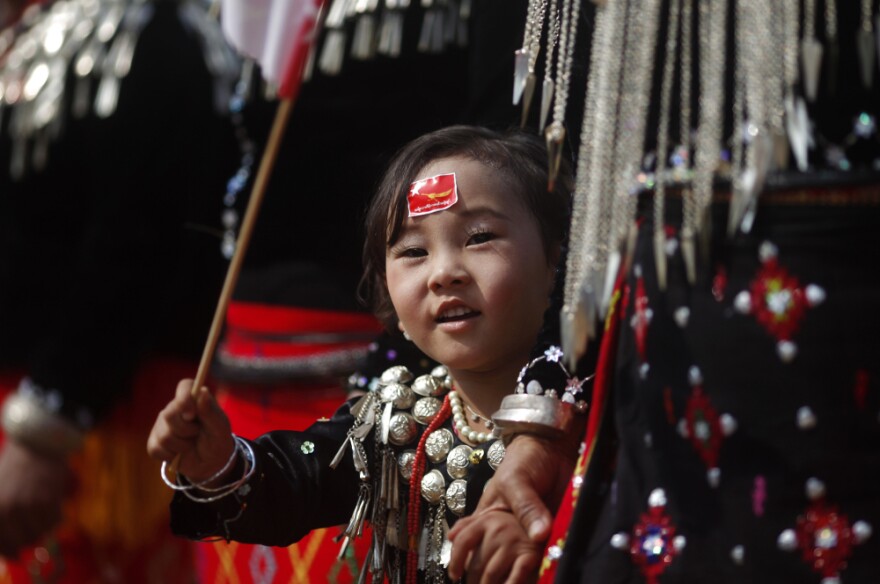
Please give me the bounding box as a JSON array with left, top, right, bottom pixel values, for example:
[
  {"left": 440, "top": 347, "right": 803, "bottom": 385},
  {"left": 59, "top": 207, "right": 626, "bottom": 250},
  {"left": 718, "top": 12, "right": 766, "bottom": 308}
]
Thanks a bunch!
[
  {"left": 491, "top": 393, "right": 584, "bottom": 443},
  {"left": 159, "top": 433, "right": 241, "bottom": 492},
  {"left": 1, "top": 389, "right": 84, "bottom": 457},
  {"left": 181, "top": 437, "right": 257, "bottom": 504}
]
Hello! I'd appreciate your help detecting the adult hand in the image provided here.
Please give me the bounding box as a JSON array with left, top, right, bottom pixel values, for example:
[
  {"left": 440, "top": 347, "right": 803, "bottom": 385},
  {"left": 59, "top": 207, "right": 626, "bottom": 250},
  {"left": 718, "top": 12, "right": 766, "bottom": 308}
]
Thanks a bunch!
[
  {"left": 448, "top": 433, "right": 581, "bottom": 583},
  {"left": 0, "top": 439, "right": 71, "bottom": 557}
]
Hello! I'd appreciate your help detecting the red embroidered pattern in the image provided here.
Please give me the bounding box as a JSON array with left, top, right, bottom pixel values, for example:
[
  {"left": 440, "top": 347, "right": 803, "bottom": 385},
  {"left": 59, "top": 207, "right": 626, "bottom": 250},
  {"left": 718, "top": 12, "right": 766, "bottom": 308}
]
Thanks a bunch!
[
  {"left": 630, "top": 504, "right": 682, "bottom": 584},
  {"left": 795, "top": 501, "right": 857, "bottom": 579},
  {"left": 747, "top": 258, "right": 809, "bottom": 341},
  {"left": 682, "top": 386, "right": 723, "bottom": 469}
]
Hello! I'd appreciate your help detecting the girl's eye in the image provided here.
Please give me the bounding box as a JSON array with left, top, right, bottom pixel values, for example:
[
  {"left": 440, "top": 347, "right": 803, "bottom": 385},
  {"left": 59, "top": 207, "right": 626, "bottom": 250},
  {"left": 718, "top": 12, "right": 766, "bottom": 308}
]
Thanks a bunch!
[
  {"left": 467, "top": 231, "right": 496, "bottom": 245},
  {"left": 398, "top": 247, "right": 427, "bottom": 258}
]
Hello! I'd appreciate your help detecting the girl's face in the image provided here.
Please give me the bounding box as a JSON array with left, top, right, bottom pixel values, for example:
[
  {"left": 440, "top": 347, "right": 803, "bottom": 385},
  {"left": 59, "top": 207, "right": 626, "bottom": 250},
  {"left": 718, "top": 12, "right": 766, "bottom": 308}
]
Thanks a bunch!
[{"left": 385, "top": 156, "right": 556, "bottom": 377}]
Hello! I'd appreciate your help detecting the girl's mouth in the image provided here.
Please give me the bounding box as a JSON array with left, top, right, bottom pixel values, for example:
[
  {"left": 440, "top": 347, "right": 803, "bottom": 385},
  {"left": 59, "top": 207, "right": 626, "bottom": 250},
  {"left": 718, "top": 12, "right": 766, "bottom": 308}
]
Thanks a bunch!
[{"left": 436, "top": 307, "right": 481, "bottom": 323}]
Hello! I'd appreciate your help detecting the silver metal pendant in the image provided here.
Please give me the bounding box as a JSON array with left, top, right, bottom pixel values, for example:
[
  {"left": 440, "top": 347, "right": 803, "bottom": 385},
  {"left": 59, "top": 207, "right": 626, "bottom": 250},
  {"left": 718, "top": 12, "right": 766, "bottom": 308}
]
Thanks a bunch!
[
  {"left": 520, "top": 72, "right": 536, "bottom": 127},
  {"left": 513, "top": 48, "right": 529, "bottom": 105},
  {"left": 785, "top": 95, "right": 811, "bottom": 172},
  {"left": 350, "top": 437, "right": 371, "bottom": 478},
  {"left": 539, "top": 77, "right": 554, "bottom": 132},
  {"left": 681, "top": 226, "right": 696, "bottom": 285},
  {"left": 545, "top": 121, "right": 566, "bottom": 190},
  {"left": 654, "top": 232, "right": 667, "bottom": 291},
  {"left": 351, "top": 14, "right": 377, "bottom": 61},
  {"left": 729, "top": 129, "right": 771, "bottom": 236},
  {"left": 318, "top": 29, "right": 346, "bottom": 76},
  {"left": 561, "top": 284, "right": 595, "bottom": 371},
  {"left": 381, "top": 401, "right": 392, "bottom": 444},
  {"left": 800, "top": 37, "right": 823, "bottom": 102},
  {"left": 601, "top": 249, "right": 621, "bottom": 317},
  {"left": 377, "top": 10, "right": 403, "bottom": 57}
]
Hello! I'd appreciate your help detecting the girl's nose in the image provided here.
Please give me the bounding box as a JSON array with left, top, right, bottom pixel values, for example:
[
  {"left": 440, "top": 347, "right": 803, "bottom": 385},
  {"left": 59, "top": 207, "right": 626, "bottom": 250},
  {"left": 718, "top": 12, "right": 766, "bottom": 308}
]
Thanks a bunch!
[{"left": 428, "top": 253, "right": 470, "bottom": 291}]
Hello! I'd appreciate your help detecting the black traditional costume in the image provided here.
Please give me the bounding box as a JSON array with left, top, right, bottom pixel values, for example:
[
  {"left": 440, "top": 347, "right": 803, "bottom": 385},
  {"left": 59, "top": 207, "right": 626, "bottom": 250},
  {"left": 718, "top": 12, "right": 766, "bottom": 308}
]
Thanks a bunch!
[
  {"left": 170, "top": 348, "right": 507, "bottom": 584},
  {"left": 495, "top": 1, "right": 880, "bottom": 583}
]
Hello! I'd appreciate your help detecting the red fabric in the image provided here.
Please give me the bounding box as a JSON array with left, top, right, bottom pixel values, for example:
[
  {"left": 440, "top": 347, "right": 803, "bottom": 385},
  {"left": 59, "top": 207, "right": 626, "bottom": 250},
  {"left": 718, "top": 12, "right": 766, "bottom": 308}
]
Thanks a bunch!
[
  {"left": 226, "top": 303, "right": 381, "bottom": 336},
  {"left": 193, "top": 382, "right": 369, "bottom": 584},
  {"left": 216, "top": 381, "right": 349, "bottom": 441},
  {"left": 223, "top": 302, "right": 382, "bottom": 359},
  {"left": 194, "top": 301, "right": 379, "bottom": 582}
]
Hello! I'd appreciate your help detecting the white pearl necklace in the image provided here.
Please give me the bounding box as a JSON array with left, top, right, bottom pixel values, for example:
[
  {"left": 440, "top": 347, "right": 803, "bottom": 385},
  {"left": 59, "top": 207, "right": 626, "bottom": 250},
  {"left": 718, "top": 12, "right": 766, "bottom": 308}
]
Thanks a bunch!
[{"left": 449, "top": 390, "right": 498, "bottom": 444}]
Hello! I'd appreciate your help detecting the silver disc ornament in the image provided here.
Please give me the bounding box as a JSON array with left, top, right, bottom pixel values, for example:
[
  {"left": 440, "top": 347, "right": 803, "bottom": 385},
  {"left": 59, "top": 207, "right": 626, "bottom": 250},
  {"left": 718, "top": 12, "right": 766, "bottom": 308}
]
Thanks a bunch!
[
  {"left": 446, "top": 444, "right": 473, "bottom": 480},
  {"left": 424, "top": 428, "right": 454, "bottom": 463},
  {"left": 388, "top": 412, "right": 417, "bottom": 446}
]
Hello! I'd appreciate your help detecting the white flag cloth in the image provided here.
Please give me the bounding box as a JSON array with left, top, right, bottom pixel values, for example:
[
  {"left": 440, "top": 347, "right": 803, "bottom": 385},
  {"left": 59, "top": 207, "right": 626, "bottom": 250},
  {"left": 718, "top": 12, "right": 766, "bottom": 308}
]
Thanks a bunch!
[{"left": 220, "top": 0, "right": 321, "bottom": 98}]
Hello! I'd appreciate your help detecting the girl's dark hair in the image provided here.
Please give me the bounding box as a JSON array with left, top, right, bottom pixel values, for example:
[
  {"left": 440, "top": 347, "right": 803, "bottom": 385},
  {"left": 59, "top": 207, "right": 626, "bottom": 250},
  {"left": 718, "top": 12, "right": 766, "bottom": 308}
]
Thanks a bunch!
[{"left": 360, "top": 125, "right": 573, "bottom": 329}]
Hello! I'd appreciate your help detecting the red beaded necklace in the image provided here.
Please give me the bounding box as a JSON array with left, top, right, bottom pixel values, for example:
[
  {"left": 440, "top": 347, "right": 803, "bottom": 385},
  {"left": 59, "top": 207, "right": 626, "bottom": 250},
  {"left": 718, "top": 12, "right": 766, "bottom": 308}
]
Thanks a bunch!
[{"left": 405, "top": 393, "right": 452, "bottom": 584}]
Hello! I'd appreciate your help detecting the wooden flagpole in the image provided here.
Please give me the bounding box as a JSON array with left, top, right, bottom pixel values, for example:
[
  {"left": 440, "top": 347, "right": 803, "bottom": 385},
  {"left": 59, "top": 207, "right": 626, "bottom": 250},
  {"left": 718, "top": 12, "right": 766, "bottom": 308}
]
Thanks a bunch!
[{"left": 190, "top": 97, "right": 295, "bottom": 397}]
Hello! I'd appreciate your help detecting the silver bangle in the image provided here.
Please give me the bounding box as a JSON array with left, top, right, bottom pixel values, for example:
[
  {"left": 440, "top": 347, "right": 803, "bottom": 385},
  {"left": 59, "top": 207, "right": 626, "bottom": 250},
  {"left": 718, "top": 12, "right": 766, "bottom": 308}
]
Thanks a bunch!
[
  {"left": 160, "top": 433, "right": 242, "bottom": 492},
  {"left": 491, "top": 394, "right": 585, "bottom": 444},
  {"left": 181, "top": 437, "right": 257, "bottom": 503},
  {"left": 1, "top": 391, "right": 84, "bottom": 457}
]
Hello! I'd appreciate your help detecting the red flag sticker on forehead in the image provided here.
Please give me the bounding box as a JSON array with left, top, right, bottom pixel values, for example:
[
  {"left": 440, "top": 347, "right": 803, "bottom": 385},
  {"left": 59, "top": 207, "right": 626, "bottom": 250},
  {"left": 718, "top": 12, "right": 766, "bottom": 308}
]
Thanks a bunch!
[{"left": 407, "top": 173, "right": 458, "bottom": 217}]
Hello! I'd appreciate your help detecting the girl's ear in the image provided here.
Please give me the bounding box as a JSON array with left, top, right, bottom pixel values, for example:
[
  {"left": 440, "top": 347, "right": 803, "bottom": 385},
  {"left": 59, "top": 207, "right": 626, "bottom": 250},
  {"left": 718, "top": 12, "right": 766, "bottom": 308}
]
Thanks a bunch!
[{"left": 397, "top": 319, "right": 412, "bottom": 341}]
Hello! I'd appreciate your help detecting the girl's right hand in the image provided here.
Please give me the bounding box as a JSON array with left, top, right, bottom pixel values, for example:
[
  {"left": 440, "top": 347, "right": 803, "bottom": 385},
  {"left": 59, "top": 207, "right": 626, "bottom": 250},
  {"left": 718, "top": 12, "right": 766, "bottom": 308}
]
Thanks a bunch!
[{"left": 146, "top": 379, "right": 235, "bottom": 485}]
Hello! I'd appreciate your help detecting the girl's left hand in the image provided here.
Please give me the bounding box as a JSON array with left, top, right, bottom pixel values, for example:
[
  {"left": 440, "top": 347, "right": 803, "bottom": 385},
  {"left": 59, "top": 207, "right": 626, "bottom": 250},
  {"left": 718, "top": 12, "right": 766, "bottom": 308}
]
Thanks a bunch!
[{"left": 447, "top": 508, "right": 541, "bottom": 584}]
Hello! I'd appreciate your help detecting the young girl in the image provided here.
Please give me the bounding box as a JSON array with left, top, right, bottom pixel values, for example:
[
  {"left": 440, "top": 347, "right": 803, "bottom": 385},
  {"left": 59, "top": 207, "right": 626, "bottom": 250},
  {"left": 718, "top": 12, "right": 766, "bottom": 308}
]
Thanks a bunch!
[{"left": 147, "top": 125, "right": 573, "bottom": 583}]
